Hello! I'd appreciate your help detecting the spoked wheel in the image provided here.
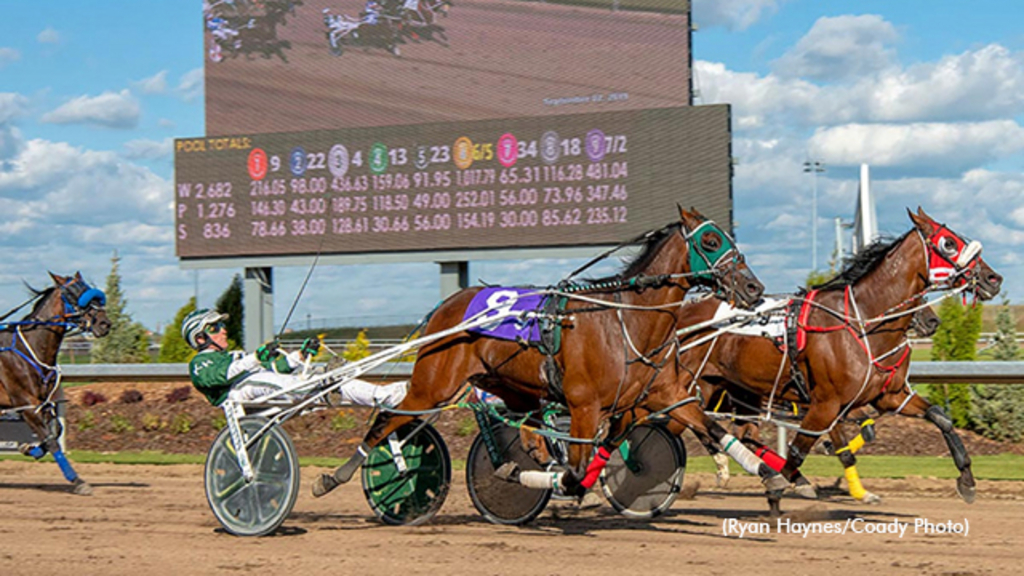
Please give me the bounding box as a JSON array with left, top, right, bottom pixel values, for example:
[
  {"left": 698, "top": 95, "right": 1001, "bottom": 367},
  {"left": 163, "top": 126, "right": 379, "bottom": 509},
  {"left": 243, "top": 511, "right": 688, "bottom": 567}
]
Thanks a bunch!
[
  {"left": 204, "top": 417, "right": 300, "bottom": 537},
  {"left": 361, "top": 420, "right": 451, "bottom": 526},
  {"left": 600, "top": 423, "right": 686, "bottom": 519},
  {"left": 467, "top": 423, "right": 552, "bottom": 525}
]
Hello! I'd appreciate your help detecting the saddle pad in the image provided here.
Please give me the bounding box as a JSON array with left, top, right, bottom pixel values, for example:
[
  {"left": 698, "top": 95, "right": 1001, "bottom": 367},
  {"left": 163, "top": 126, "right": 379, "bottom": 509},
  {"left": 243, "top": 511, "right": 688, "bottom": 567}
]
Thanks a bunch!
[
  {"left": 712, "top": 297, "right": 788, "bottom": 339},
  {"left": 464, "top": 287, "right": 545, "bottom": 342}
]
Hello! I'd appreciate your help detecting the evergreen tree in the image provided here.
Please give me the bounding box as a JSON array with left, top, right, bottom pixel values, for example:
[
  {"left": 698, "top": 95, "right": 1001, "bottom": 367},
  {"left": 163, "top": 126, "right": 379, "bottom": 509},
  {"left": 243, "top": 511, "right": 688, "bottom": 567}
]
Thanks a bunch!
[
  {"left": 90, "top": 252, "right": 151, "bottom": 363},
  {"left": 928, "top": 297, "right": 983, "bottom": 428},
  {"left": 970, "top": 297, "right": 1024, "bottom": 442},
  {"left": 805, "top": 269, "right": 833, "bottom": 288},
  {"left": 159, "top": 297, "right": 197, "bottom": 363},
  {"left": 215, "top": 274, "right": 244, "bottom": 350}
]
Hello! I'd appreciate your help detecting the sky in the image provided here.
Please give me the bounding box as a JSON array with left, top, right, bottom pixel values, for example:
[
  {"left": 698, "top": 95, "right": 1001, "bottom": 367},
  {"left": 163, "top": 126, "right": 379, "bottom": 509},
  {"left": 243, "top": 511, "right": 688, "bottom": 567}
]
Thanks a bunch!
[{"left": 1, "top": 0, "right": 1023, "bottom": 335}]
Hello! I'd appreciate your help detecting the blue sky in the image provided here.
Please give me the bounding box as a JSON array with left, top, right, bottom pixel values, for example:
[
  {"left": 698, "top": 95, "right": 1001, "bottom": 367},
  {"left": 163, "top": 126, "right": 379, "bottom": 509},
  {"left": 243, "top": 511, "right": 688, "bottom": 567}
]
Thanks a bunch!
[{"left": 1, "top": 0, "right": 1023, "bottom": 334}]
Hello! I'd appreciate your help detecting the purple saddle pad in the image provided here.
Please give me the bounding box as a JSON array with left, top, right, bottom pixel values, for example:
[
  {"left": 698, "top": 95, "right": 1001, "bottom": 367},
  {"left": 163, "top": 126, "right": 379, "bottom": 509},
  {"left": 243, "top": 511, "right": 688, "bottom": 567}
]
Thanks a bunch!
[{"left": 464, "top": 288, "right": 545, "bottom": 342}]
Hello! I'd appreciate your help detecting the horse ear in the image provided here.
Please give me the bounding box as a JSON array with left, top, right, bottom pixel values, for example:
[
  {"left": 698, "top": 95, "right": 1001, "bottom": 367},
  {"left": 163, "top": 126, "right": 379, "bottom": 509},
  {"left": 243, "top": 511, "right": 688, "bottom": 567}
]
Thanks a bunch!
[
  {"left": 49, "top": 271, "right": 66, "bottom": 285},
  {"left": 913, "top": 206, "right": 937, "bottom": 233}
]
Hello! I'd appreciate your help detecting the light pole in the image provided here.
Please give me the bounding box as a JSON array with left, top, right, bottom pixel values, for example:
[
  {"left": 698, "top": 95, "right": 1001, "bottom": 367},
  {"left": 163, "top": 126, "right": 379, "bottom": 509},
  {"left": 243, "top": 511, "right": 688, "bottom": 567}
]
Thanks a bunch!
[{"left": 803, "top": 160, "right": 826, "bottom": 271}]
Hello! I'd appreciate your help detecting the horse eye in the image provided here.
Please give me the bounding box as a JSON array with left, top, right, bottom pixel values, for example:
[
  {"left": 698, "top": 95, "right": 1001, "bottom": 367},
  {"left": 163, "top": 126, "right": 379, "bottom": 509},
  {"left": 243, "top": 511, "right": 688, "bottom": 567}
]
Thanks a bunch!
[
  {"left": 700, "top": 232, "right": 721, "bottom": 252},
  {"left": 939, "top": 236, "right": 958, "bottom": 255}
]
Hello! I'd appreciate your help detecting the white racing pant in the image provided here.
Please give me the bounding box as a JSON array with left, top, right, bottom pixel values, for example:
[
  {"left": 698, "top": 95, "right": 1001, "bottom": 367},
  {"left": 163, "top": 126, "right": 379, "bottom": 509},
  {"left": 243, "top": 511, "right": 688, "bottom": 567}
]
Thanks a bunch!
[{"left": 228, "top": 372, "right": 408, "bottom": 409}]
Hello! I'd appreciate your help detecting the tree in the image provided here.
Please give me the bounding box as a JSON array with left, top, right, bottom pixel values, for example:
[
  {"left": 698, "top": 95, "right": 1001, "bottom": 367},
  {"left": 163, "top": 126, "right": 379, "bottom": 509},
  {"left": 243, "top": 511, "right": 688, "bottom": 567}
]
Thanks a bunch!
[
  {"left": 970, "top": 297, "right": 1024, "bottom": 442},
  {"left": 928, "top": 297, "right": 983, "bottom": 428},
  {"left": 342, "top": 329, "right": 371, "bottom": 361},
  {"left": 90, "top": 252, "right": 151, "bottom": 363},
  {"left": 159, "top": 297, "right": 197, "bottom": 363},
  {"left": 215, "top": 274, "right": 244, "bottom": 350},
  {"left": 805, "top": 269, "right": 834, "bottom": 288}
]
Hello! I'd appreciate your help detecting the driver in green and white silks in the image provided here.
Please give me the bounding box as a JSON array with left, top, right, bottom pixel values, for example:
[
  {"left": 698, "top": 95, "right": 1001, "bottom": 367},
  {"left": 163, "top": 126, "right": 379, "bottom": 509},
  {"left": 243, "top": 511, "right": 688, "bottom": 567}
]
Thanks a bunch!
[{"left": 182, "top": 309, "right": 408, "bottom": 407}]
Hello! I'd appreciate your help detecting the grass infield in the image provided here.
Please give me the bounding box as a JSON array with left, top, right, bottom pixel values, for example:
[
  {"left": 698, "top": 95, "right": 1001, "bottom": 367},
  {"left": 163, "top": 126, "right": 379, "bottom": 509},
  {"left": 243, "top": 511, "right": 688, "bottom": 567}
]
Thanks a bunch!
[{"left": 2, "top": 452, "right": 1022, "bottom": 480}]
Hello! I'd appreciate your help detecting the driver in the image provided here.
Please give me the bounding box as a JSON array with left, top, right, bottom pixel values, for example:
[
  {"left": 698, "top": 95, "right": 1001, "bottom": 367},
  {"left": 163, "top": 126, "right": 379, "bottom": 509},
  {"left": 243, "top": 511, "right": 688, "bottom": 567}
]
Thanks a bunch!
[
  {"left": 182, "top": 308, "right": 407, "bottom": 408},
  {"left": 362, "top": 0, "right": 383, "bottom": 24}
]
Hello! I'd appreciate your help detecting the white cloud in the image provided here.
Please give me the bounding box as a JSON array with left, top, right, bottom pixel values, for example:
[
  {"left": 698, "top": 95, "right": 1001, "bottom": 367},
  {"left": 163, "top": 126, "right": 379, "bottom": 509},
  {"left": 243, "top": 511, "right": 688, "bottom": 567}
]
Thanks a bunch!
[
  {"left": 773, "top": 15, "right": 899, "bottom": 81},
  {"left": 692, "top": 0, "right": 787, "bottom": 31},
  {"left": 177, "top": 68, "right": 203, "bottom": 102},
  {"left": 0, "top": 93, "right": 29, "bottom": 124},
  {"left": 133, "top": 70, "right": 168, "bottom": 95},
  {"left": 37, "top": 27, "right": 60, "bottom": 44},
  {"left": 158, "top": 118, "right": 176, "bottom": 128},
  {"left": 122, "top": 137, "right": 173, "bottom": 160},
  {"left": 808, "top": 121, "right": 1024, "bottom": 173},
  {"left": 41, "top": 89, "right": 141, "bottom": 129},
  {"left": 0, "top": 48, "right": 20, "bottom": 67}
]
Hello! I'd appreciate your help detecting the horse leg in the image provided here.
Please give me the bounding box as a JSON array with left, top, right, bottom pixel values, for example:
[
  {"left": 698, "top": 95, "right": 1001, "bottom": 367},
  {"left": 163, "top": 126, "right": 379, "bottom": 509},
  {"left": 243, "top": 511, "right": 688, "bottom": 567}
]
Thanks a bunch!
[
  {"left": 878, "top": 391, "right": 975, "bottom": 503},
  {"left": 829, "top": 423, "right": 880, "bottom": 504},
  {"left": 776, "top": 403, "right": 841, "bottom": 508},
  {"left": 662, "top": 401, "right": 789, "bottom": 513},
  {"left": 20, "top": 409, "right": 91, "bottom": 495}
]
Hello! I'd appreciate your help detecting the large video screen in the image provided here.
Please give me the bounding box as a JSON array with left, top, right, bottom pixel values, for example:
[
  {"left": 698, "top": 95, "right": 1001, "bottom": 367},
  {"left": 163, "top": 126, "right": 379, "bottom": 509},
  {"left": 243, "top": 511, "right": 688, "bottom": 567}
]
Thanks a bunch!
[
  {"left": 203, "top": 0, "right": 690, "bottom": 135},
  {"left": 175, "top": 105, "right": 731, "bottom": 259}
]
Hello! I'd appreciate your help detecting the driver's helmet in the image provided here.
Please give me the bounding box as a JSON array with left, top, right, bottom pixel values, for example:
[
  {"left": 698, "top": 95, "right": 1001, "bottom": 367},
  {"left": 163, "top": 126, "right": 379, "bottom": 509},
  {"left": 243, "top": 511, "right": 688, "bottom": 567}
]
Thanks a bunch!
[{"left": 181, "top": 308, "right": 229, "bottom": 350}]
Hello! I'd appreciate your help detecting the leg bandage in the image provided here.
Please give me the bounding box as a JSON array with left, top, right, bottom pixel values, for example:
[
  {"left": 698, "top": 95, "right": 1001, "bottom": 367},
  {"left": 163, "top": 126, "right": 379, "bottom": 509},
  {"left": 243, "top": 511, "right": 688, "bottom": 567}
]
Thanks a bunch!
[
  {"left": 518, "top": 470, "right": 563, "bottom": 492},
  {"left": 844, "top": 465, "right": 868, "bottom": 500},
  {"left": 341, "top": 379, "right": 409, "bottom": 408},
  {"left": 754, "top": 446, "right": 787, "bottom": 473},
  {"left": 721, "top": 434, "right": 763, "bottom": 476}
]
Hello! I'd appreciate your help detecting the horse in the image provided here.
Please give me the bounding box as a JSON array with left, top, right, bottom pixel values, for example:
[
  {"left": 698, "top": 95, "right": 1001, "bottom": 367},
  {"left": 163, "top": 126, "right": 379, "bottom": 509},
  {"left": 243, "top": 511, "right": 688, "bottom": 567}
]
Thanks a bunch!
[
  {"left": 697, "top": 304, "right": 942, "bottom": 502},
  {"left": 313, "top": 207, "right": 793, "bottom": 503},
  {"left": 0, "top": 273, "right": 110, "bottom": 495},
  {"left": 675, "top": 208, "right": 1002, "bottom": 513}
]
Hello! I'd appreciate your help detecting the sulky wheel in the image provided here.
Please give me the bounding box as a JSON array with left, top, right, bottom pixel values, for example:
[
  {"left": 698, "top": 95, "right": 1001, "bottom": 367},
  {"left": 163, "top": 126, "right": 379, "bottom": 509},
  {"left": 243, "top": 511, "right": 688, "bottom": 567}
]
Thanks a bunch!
[
  {"left": 361, "top": 419, "right": 451, "bottom": 526},
  {"left": 466, "top": 423, "right": 552, "bottom": 525},
  {"left": 204, "top": 417, "right": 300, "bottom": 537},
  {"left": 600, "top": 423, "right": 686, "bottom": 519}
]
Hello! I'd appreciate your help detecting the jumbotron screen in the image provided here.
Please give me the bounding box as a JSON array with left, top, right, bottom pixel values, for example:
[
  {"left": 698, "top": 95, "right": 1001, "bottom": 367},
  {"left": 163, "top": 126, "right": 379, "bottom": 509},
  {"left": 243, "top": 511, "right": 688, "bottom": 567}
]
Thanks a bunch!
[
  {"left": 175, "top": 105, "right": 732, "bottom": 258},
  {"left": 203, "top": 0, "right": 691, "bottom": 135}
]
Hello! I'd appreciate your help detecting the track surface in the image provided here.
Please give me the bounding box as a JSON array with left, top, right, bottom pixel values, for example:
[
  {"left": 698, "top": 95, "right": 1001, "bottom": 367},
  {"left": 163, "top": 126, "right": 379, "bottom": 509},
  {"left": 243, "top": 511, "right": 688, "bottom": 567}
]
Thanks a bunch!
[
  {"left": 1, "top": 462, "right": 1020, "bottom": 575},
  {"left": 206, "top": 0, "right": 690, "bottom": 135}
]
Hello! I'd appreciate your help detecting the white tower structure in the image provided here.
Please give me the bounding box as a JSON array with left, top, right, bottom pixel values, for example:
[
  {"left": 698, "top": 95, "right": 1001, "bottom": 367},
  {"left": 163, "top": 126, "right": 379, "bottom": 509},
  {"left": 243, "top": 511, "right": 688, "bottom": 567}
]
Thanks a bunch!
[{"left": 852, "top": 164, "right": 878, "bottom": 253}]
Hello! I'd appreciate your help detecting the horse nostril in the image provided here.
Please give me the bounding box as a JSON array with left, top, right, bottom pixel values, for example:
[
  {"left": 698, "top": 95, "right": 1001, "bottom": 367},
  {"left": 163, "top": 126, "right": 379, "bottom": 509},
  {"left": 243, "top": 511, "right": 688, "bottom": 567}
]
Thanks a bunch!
[
  {"left": 988, "top": 273, "right": 1003, "bottom": 286},
  {"left": 746, "top": 282, "right": 763, "bottom": 296}
]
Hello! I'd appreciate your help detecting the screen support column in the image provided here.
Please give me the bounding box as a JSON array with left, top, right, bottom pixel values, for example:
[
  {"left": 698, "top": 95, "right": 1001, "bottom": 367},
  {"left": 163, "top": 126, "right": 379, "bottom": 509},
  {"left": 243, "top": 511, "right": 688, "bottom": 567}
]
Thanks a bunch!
[
  {"left": 244, "top": 267, "right": 274, "bottom": 349},
  {"left": 439, "top": 261, "right": 468, "bottom": 299}
]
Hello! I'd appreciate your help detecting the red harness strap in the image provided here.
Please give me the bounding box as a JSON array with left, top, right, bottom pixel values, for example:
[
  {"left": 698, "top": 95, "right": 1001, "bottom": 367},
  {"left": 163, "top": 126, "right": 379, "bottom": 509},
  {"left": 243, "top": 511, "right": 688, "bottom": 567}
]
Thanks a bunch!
[{"left": 796, "top": 286, "right": 912, "bottom": 393}]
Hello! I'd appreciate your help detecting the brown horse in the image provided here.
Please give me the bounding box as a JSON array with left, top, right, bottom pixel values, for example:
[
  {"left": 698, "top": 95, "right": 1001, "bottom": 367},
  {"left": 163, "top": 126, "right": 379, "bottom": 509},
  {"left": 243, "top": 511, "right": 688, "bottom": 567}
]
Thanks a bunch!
[
  {"left": 676, "top": 208, "right": 1002, "bottom": 513},
  {"left": 313, "top": 207, "right": 786, "bottom": 502},
  {"left": 0, "top": 273, "right": 111, "bottom": 495},
  {"left": 697, "top": 304, "right": 941, "bottom": 502}
]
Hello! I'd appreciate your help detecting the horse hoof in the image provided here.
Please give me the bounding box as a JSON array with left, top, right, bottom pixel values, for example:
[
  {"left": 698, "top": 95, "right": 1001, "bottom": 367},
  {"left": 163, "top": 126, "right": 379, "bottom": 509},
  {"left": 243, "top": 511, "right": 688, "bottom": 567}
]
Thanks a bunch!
[
  {"left": 311, "top": 473, "right": 340, "bottom": 498},
  {"left": 712, "top": 453, "right": 731, "bottom": 488},
  {"left": 956, "top": 480, "right": 976, "bottom": 504},
  {"left": 72, "top": 479, "right": 93, "bottom": 496},
  {"left": 764, "top": 474, "right": 789, "bottom": 493},
  {"left": 861, "top": 492, "right": 882, "bottom": 505},
  {"left": 577, "top": 490, "right": 603, "bottom": 510},
  {"left": 793, "top": 483, "right": 818, "bottom": 500}
]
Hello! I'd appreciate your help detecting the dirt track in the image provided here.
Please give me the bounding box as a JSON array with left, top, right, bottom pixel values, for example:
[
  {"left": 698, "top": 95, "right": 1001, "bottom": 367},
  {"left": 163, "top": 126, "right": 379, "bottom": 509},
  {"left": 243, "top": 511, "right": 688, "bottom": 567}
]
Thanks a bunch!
[
  {"left": 206, "top": 0, "right": 690, "bottom": 135},
  {"left": 1, "top": 462, "right": 1020, "bottom": 575}
]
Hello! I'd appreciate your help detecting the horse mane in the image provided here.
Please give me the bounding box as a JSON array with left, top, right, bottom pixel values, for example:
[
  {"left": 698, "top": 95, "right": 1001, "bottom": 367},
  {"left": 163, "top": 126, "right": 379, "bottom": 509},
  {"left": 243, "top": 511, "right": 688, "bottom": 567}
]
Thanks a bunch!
[
  {"left": 583, "top": 222, "right": 681, "bottom": 285},
  {"left": 23, "top": 285, "right": 57, "bottom": 320},
  {"left": 811, "top": 231, "right": 911, "bottom": 291}
]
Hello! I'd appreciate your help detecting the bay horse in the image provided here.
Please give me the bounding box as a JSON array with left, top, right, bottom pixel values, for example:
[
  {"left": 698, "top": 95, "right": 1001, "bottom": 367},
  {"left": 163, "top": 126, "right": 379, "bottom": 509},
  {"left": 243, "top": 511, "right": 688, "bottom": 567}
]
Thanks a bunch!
[
  {"left": 675, "top": 208, "right": 1002, "bottom": 513},
  {"left": 313, "top": 207, "right": 793, "bottom": 503},
  {"left": 697, "top": 304, "right": 941, "bottom": 503},
  {"left": 0, "top": 273, "right": 110, "bottom": 495}
]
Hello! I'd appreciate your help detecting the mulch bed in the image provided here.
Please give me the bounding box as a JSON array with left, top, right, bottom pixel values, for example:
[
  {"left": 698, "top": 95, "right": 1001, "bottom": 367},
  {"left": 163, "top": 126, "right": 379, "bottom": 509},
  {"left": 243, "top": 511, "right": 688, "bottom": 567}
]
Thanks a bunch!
[{"left": 64, "top": 381, "right": 1024, "bottom": 459}]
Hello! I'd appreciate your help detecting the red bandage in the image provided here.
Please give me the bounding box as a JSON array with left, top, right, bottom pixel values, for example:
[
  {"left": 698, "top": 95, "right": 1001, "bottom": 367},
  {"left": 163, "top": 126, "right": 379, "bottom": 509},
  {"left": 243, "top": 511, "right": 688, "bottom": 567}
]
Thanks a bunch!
[
  {"left": 754, "top": 446, "right": 787, "bottom": 472},
  {"left": 580, "top": 445, "right": 612, "bottom": 489}
]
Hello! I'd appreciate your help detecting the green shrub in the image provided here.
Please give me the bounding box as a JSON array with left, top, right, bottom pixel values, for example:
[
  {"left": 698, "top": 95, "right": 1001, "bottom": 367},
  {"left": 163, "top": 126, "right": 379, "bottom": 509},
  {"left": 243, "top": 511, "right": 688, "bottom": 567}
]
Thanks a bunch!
[
  {"left": 76, "top": 410, "right": 96, "bottom": 431},
  {"left": 170, "top": 413, "right": 193, "bottom": 434},
  {"left": 455, "top": 415, "right": 477, "bottom": 437},
  {"left": 330, "top": 411, "right": 358, "bottom": 431},
  {"left": 110, "top": 414, "right": 135, "bottom": 434},
  {"left": 141, "top": 413, "right": 163, "bottom": 431},
  {"left": 211, "top": 413, "right": 226, "bottom": 431}
]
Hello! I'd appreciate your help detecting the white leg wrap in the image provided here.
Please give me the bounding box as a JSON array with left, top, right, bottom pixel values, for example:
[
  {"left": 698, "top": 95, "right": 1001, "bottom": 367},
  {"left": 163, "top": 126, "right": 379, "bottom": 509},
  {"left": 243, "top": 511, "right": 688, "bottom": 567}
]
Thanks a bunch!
[
  {"left": 518, "top": 470, "right": 563, "bottom": 491},
  {"left": 339, "top": 379, "right": 409, "bottom": 408},
  {"left": 712, "top": 452, "right": 731, "bottom": 486},
  {"left": 721, "top": 434, "right": 762, "bottom": 476}
]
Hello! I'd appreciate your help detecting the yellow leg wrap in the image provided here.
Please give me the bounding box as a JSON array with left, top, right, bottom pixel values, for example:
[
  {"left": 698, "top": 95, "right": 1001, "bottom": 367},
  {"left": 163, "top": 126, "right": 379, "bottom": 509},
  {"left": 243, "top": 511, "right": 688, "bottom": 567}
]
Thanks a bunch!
[
  {"left": 845, "top": 465, "right": 868, "bottom": 500},
  {"left": 848, "top": 434, "right": 865, "bottom": 454}
]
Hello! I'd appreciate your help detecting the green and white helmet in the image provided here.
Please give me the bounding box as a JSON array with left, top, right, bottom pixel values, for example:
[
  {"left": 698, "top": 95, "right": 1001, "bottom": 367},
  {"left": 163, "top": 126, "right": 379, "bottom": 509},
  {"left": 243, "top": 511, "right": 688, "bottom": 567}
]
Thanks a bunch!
[{"left": 181, "top": 308, "right": 229, "bottom": 349}]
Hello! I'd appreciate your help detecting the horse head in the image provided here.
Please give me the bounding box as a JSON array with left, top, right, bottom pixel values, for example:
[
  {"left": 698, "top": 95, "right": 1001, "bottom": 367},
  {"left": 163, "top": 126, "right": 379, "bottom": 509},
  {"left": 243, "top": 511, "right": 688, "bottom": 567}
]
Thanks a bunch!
[
  {"left": 908, "top": 207, "right": 1003, "bottom": 300},
  {"left": 47, "top": 272, "right": 112, "bottom": 337},
  {"left": 678, "top": 206, "right": 764, "bottom": 308}
]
